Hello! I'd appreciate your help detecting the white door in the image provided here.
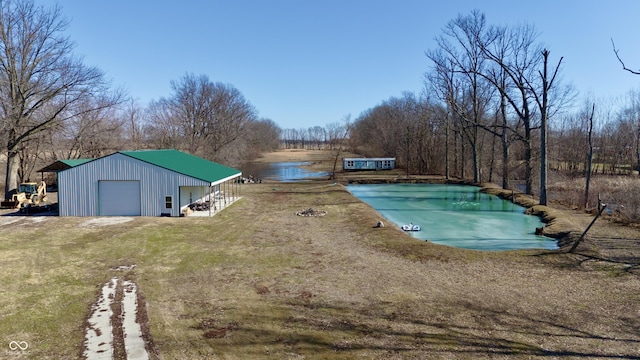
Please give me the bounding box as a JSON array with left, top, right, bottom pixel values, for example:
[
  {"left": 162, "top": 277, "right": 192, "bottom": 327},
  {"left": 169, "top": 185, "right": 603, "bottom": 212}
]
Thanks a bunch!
[{"left": 98, "top": 180, "right": 141, "bottom": 216}]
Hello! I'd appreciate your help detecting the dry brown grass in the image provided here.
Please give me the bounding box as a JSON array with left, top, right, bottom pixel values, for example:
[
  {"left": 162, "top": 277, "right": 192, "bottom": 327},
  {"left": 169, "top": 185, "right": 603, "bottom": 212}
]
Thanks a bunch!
[
  {"left": 252, "top": 149, "right": 339, "bottom": 163},
  {"left": 0, "top": 150, "right": 639, "bottom": 359},
  {"left": 549, "top": 175, "right": 640, "bottom": 221}
]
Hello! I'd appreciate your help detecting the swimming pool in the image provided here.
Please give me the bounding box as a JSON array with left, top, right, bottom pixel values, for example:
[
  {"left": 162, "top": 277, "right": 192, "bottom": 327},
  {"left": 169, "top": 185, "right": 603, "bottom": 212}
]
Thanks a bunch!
[{"left": 346, "top": 183, "right": 557, "bottom": 251}]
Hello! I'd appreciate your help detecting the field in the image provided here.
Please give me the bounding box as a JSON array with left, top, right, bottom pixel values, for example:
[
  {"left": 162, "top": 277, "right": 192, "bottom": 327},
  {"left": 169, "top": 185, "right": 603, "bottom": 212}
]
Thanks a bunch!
[{"left": 1, "top": 150, "right": 639, "bottom": 359}]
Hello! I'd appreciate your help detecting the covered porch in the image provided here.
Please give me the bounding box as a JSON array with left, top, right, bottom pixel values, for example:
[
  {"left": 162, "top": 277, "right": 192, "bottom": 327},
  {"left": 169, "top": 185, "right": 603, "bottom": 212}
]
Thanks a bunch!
[{"left": 180, "top": 174, "right": 242, "bottom": 217}]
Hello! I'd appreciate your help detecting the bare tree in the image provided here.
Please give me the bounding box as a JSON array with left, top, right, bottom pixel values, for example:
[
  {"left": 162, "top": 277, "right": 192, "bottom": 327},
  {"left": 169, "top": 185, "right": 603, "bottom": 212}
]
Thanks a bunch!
[
  {"left": 428, "top": 10, "right": 493, "bottom": 183},
  {"left": 243, "top": 118, "right": 281, "bottom": 158},
  {"left": 280, "top": 128, "right": 301, "bottom": 149},
  {"left": 477, "top": 22, "right": 543, "bottom": 195},
  {"left": 621, "top": 89, "right": 640, "bottom": 174},
  {"left": 297, "top": 128, "right": 308, "bottom": 149},
  {"left": 147, "top": 73, "right": 257, "bottom": 163},
  {"left": 145, "top": 98, "right": 181, "bottom": 150},
  {"left": 553, "top": 113, "right": 588, "bottom": 176},
  {"left": 0, "top": 0, "right": 118, "bottom": 197},
  {"left": 124, "top": 98, "right": 146, "bottom": 150},
  {"left": 325, "top": 122, "right": 342, "bottom": 150},
  {"left": 308, "top": 126, "right": 325, "bottom": 149},
  {"left": 54, "top": 97, "right": 125, "bottom": 159},
  {"left": 460, "top": 23, "right": 515, "bottom": 189},
  {"left": 329, "top": 115, "right": 352, "bottom": 180},
  {"left": 350, "top": 103, "right": 401, "bottom": 159},
  {"left": 534, "top": 49, "right": 564, "bottom": 205},
  {"left": 426, "top": 54, "right": 458, "bottom": 179}
]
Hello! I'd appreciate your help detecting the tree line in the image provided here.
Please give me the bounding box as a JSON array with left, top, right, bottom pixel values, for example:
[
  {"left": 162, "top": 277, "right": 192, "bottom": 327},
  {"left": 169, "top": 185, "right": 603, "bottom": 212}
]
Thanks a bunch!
[{"left": 349, "top": 10, "right": 640, "bottom": 209}]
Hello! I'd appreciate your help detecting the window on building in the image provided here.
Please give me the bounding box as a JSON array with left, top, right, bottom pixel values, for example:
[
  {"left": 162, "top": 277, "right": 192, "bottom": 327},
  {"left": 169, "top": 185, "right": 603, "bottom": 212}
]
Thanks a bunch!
[
  {"left": 346, "top": 160, "right": 354, "bottom": 167},
  {"left": 165, "top": 196, "right": 172, "bottom": 209}
]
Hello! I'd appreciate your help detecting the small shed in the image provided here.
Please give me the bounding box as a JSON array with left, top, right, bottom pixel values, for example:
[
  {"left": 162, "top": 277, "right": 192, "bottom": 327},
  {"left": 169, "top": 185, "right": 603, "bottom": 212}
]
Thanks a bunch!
[
  {"left": 342, "top": 157, "right": 396, "bottom": 171},
  {"left": 57, "top": 149, "right": 242, "bottom": 217}
]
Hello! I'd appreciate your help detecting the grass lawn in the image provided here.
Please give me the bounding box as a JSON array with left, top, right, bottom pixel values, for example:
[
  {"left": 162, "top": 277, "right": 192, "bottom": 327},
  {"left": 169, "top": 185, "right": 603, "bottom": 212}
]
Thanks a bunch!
[{"left": 1, "top": 150, "right": 639, "bottom": 359}]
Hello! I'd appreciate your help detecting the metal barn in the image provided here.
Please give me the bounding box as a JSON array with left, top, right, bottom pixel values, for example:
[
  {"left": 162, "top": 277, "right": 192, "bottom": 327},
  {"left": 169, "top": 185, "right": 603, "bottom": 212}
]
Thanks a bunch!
[
  {"left": 57, "top": 149, "right": 242, "bottom": 217},
  {"left": 342, "top": 157, "right": 396, "bottom": 171}
]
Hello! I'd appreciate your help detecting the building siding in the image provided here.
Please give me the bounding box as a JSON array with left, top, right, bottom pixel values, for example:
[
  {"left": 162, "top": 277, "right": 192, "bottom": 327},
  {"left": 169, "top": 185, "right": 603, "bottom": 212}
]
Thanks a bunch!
[{"left": 59, "top": 153, "right": 210, "bottom": 216}]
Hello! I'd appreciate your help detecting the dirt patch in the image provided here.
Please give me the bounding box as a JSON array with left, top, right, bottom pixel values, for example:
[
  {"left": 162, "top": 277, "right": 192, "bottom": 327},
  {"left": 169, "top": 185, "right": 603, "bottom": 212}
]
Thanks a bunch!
[
  {"left": 295, "top": 208, "right": 327, "bottom": 217},
  {"left": 252, "top": 149, "right": 338, "bottom": 163},
  {"left": 0, "top": 215, "right": 51, "bottom": 226},
  {"left": 80, "top": 217, "right": 133, "bottom": 227},
  {"left": 0, "top": 217, "right": 23, "bottom": 226},
  {"left": 194, "top": 319, "right": 240, "bottom": 339}
]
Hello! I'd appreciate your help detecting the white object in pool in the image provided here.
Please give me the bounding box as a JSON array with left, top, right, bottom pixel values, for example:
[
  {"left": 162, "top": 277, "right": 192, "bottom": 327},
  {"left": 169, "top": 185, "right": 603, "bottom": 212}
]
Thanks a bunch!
[{"left": 402, "top": 223, "right": 421, "bottom": 231}]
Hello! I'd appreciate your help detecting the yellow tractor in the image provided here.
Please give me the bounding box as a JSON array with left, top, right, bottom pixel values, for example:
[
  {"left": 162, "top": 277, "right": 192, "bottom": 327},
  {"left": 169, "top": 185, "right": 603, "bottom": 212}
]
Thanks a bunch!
[{"left": 1, "top": 181, "right": 47, "bottom": 209}]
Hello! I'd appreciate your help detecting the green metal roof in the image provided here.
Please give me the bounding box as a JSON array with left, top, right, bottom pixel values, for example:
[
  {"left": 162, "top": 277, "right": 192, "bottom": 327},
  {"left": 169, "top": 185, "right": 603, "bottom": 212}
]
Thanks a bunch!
[
  {"left": 119, "top": 149, "right": 241, "bottom": 184},
  {"left": 60, "top": 158, "right": 94, "bottom": 167}
]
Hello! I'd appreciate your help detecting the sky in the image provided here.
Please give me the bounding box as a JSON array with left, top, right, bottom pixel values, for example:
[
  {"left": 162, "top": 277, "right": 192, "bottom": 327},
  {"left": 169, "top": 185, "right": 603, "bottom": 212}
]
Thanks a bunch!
[{"left": 41, "top": 0, "right": 640, "bottom": 129}]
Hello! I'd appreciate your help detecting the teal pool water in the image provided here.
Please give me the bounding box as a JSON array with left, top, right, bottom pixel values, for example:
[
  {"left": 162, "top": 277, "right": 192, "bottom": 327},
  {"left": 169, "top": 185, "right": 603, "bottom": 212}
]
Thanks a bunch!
[{"left": 346, "top": 184, "right": 557, "bottom": 251}]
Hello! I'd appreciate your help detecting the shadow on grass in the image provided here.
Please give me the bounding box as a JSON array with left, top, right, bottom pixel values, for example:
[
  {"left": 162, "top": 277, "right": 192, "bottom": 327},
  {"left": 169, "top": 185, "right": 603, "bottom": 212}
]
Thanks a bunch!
[
  {"left": 530, "top": 246, "right": 640, "bottom": 275},
  {"left": 204, "top": 298, "right": 640, "bottom": 359}
]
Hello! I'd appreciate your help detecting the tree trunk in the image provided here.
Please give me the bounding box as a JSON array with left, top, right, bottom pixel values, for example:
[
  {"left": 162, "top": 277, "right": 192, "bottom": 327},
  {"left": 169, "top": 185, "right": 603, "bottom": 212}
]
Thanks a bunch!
[
  {"left": 498, "top": 86, "right": 510, "bottom": 189},
  {"left": 523, "top": 101, "right": 534, "bottom": 195},
  {"left": 445, "top": 111, "right": 450, "bottom": 180},
  {"left": 524, "top": 138, "right": 533, "bottom": 195},
  {"left": 453, "top": 129, "right": 459, "bottom": 178},
  {"left": 540, "top": 132, "right": 548, "bottom": 203},
  {"left": 4, "top": 148, "right": 20, "bottom": 200},
  {"left": 488, "top": 129, "right": 496, "bottom": 183},
  {"left": 502, "top": 130, "right": 509, "bottom": 189},
  {"left": 539, "top": 50, "right": 550, "bottom": 205},
  {"left": 460, "top": 134, "right": 465, "bottom": 179},
  {"left": 584, "top": 104, "right": 595, "bottom": 208},
  {"left": 471, "top": 126, "right": 480, "bottom": 183}
]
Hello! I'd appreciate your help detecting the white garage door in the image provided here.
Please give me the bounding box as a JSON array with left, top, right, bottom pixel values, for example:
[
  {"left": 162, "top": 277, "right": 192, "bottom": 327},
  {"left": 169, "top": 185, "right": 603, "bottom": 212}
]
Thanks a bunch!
[{"left": 99, "top": 181, "right": 141, "bottom": 216}]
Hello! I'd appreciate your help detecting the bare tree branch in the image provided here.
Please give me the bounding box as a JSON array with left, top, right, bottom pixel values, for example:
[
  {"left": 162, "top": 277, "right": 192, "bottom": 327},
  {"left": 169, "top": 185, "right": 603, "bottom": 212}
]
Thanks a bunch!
[{"left": 612, "top": 38, "right": 640, "bottom": 75}]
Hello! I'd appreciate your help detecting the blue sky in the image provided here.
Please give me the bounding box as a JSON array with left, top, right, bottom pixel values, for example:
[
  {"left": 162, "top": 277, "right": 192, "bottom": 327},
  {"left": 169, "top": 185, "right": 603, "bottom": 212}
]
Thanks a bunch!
[{"left": 44, "top": 0, "right": 640, "bottom": 129}]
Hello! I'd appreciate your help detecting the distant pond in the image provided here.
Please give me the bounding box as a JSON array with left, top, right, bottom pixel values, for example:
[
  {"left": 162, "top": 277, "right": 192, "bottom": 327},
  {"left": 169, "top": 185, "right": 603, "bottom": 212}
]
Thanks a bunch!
[
  {"left": 240, "top": 161, "right": 328, "bottom": 182},
  {"left": 346, "top": 183, "right": 558, "bottom": 251}
]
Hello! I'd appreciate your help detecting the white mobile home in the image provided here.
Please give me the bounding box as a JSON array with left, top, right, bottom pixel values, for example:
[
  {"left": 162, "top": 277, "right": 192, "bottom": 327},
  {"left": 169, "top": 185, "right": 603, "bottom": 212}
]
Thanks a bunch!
[
  {"left": 57, "top": 149, "right": 242, "bottom": 217},
  {"left": 342, "top": 157, "right": 395, "bottom": 171}
]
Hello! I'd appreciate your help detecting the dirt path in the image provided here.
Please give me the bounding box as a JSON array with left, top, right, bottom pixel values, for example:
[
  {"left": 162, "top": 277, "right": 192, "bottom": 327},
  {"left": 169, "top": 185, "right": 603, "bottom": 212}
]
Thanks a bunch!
[{"left": 83, "top": 276, "right": 151, "bottom": 360}]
